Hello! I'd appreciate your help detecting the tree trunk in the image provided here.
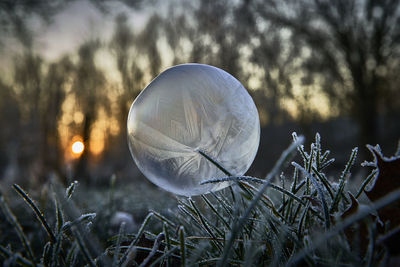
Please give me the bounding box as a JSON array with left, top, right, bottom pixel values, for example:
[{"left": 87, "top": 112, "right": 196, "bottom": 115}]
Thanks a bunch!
[
  {"left": 76, "top": 113, "right": 92, "bottom": 180},
  {"left": 360, "top": 97, "right": 378, "bottom": 143},
  {"left": 356, "top": 84, "right": 378, "bottom": 158}
]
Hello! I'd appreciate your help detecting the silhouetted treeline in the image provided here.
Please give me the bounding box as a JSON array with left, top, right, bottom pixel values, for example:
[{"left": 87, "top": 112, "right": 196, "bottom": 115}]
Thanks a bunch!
[{"left": 0, "top": 0, "right": 399, "bottom": 186}]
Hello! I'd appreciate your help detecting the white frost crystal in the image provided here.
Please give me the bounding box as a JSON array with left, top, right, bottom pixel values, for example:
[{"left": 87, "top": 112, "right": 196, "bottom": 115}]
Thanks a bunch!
[{"left": 127, "top": 64, "right": 260, "bottom": 196}]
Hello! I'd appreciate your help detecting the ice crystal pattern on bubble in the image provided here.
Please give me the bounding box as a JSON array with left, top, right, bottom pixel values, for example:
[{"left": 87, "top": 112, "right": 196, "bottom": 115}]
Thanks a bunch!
[{"left": 127, "top": 64, "right": 260, "bottom": 196}]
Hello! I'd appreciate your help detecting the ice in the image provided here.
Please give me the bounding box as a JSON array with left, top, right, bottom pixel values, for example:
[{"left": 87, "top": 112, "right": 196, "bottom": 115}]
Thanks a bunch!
[{"left": 127, "top": 63, "right": 260, "bottom": 196}]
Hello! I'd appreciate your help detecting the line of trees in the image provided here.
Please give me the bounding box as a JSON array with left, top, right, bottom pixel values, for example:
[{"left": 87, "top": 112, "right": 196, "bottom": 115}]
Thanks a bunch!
[{"left": 0, "top": 0, "right": 399, "bottom": 185}]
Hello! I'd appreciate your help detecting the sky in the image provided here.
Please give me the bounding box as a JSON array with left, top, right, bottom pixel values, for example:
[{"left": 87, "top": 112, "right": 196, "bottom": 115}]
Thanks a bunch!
[
  {"left": 0, "top": 0, "right": 154, "bottom": 81},
  {"left": 35, "top": 0, "right": 150, "bottom": 60}
]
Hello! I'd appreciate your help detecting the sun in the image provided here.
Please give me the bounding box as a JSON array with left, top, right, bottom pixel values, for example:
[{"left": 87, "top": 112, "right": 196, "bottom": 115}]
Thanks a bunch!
[{"left": 71, "top": 141, "right": 85, "bottom": 155}]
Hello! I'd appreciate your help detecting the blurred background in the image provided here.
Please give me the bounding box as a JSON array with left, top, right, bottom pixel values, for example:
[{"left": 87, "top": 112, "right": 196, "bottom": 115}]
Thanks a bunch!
[{"left": 0, "top": 0, "right": 399, "bottom": 190}]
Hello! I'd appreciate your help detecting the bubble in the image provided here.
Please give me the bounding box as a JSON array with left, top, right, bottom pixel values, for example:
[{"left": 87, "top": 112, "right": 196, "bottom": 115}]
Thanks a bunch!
[{"left": 127, "top": 64, "right": 260, "bottom": 196}]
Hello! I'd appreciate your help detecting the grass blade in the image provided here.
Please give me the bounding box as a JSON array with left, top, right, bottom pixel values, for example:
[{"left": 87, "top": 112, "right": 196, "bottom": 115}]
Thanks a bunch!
[
  {"left": 119, "top": 212, "right": 154, "bottom": 265},
  {"left": 162, "top": 222, "right": 171, "bottom": 267},
  {"left": 0, "top": 194, "right": 37, "bottom": 267},
  {"left": 55, "top": 198, "right": 64, "bottom": 234},
  {"left": 201, "top": 195, "right": 230, "bottom": 229},
  {"left": 13, "top": 184, "right": 56, "bottom": 243},
  {"left": 293, "top": 163, "right": 331, "bottom": 229},
  {"left": 150, "top": 247, "right": 179, "bottom": 267},
  {"left": 355, "top": 169, "right": 378, "bottom": 199},
  {"left": 112, "top": 222, "right": 125, "bottom": 267},
  {"left": 218, "top": 136, "right": 304, "bottom": 267},
  {"left": 72, "top": 227, "right": 96, "bottom": 267},
  {"left": 139, "top": 232, "right": 164, "bottom": 267},
  {"left": 189, "top": 199, "right": 223, "bottom": 252},
  {"left": 0, "top": 245, "right": 36, "bottom": 267},
  {"left": 311, "top": 166, "right": 334, "bottom": 199},
  {"left": 179, "top": 226, "right": 186, "bottom": 267},
  {"left": 288, "top": 188, "right": 400, "bottom": 266},
  {"left": 197, "top": 150, "right": 232, "bottom": 176},
  {"left": 149, "top": 210, "right": 176, "bottom": 227},
  {"left": 65, "top": 181, "right": 78, "bottom": 199},
  {"left": 330, "top": 148, "right": 357, "bottom": 212}
]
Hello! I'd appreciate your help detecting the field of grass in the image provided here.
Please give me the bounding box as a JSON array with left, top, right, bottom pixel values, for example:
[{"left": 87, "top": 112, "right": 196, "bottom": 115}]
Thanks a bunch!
[{"left": 1, "top": 133, "right": 399, "bottom": 266}]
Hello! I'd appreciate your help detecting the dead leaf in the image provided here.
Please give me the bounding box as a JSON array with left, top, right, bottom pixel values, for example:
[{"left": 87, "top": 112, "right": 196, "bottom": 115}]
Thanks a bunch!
[
  {"left": 364, "top": 145, "right": 400, "bottom": 202},
  {"left": 341, "top": 193, "right": 360, "bottom": 219},
  {"left": 340, "top": 192, "right": 373, "bottom": 256},
  {"left": 364, "top": 145, "right": 400, "bottom": 229}
]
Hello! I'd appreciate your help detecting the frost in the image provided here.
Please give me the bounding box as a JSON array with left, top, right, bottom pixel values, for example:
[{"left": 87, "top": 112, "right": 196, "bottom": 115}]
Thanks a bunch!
[{"left": 127, "top": 64, "right": 260, "bottom": 196}]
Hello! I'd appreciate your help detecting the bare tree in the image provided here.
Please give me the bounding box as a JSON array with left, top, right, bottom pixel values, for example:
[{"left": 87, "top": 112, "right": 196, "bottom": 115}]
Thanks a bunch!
[
  {"left": 162, "top": 0, "right": 292, "bottom": 125},
  {"left": 136, "top": 13, "right": 162, "bottom": 77},
  {"left": 253, "top": 0, "right": 400, "bottom": 146},
  {"left": 110, "top": 13, "right": 143, "bottom": 135},
  {"left": 12, "top": 52, "right": 44, "bottom": 184},
  {"left": 72, "top": 40, "right": 107, "bottom": 179},
  {"left": 40, "top": 56, "right": 73, "bottom": 180},
  {"left": 108, "top": 13, "right": 144, "bottom": 175},
  {"left": 9, "top": 51, "right": 75, "bottom": 183}
]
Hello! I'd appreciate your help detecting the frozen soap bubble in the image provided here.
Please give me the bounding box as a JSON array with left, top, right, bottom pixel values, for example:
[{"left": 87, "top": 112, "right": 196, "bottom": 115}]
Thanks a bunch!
[{"left": 127, "top": 63, "right": 260, "bottom": 196}]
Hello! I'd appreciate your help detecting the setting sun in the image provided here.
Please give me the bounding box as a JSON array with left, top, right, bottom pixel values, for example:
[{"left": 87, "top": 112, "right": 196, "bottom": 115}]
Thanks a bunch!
[{"left": 71, "top": 141, "right": 85, "bottom": 155}]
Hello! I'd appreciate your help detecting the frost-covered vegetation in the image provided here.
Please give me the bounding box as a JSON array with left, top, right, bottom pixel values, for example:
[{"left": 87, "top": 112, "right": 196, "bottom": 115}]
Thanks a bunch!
[
  {"left": 1, "top": 0, "right": 400, "bottom": 186},
  {"left": 1, "top": 133, "right": 399, "bottom": 266}
]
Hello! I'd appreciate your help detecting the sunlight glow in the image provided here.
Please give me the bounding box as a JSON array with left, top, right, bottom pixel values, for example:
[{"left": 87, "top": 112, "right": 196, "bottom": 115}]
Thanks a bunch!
[{"left": 72, "top": 141, "right": 85, "bottom": 155}]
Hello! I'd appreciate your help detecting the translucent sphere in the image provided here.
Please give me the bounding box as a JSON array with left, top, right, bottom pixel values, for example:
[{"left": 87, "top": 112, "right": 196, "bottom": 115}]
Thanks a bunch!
[{"left": 127, "top": 64, "right": 260, "bottom": 196}]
